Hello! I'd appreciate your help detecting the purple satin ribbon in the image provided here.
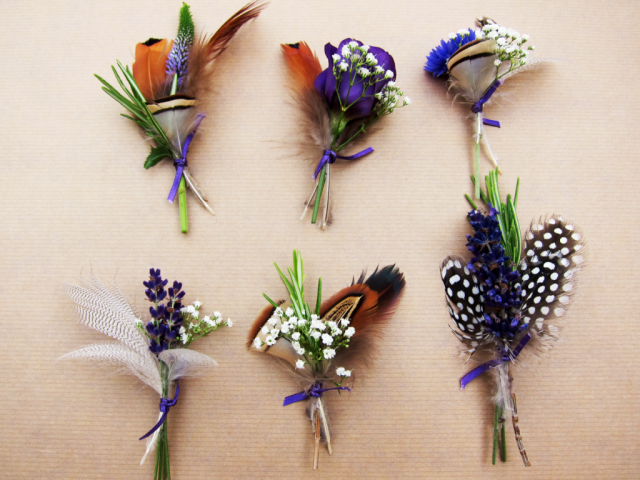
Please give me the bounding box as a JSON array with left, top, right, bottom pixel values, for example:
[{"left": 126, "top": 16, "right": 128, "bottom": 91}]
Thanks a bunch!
[
  {"left": 283, "top": 382, "right": 351, "bottom": 406},
  {"left": 167, "top": 114, "right": 206, "bottom": 203},
  {"left": 471, "top": 80, "right": 502, "bottom": 128},
  {"left": 312, "top": 148, "right": 374, "bottom": 179},
  {"left": 460, "top": 333, "right": 531, "bottom": 390},
  {"left": 139, "top": 381, "right": 180, "bottom": 440}
]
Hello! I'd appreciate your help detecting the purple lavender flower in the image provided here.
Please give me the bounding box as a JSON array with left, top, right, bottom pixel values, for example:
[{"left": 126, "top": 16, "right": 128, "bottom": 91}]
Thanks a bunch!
[
  {"left": 144, "top": 269, "right": 185, "bottom": 354},
  {"left": 314, "top": 39, "right": 396, "bottom": 120}
]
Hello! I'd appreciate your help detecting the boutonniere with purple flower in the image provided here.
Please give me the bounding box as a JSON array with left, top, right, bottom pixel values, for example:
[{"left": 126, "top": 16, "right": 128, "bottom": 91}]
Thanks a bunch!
[
  {"left": 61, "top": 269, "right": 232, "bottom": 479},
  {"left": 282, "top": 40, "right": 409, "bottom": 228},
  {"left": 247, "top": 250, "right": 404, "bottom": 468},
  {"left": 425, "top": 18, "right": 546, "bottom": 200},
  {"left": 441, "top": 170, "right": 585, "bottom": 466},
  {"left": 96, "top": 2, "right": 265, "bottom": 233}
]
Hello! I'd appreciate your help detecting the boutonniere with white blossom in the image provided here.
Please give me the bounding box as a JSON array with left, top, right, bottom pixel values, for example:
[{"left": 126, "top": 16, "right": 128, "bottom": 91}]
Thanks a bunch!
[
  {"left": 61, "top": 269, "right": 231, "bottom": 479},
  {"left": 441, "top": 170, "right": 584, "bottom": 466},
  {"left": 425, "top": 18, "right": 546, "bottom": 200},
  {"left": 96, "top": 2, "right": 265, "bottom": 233},
  {"left": 282, "top": 39, "right": 409, "bottom": 228},
  {"left": 248, "top": 250, "right": 404, "bottom": 468}
]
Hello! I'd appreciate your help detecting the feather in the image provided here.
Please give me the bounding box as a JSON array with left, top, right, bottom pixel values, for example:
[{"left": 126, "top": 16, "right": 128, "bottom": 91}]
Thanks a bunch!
[
  {"left": 60, "top": 342, "right": 162, "bottom": 394},
  {"left": 153, "top": 103, "right": 198, "bottom": 154},
  {"left": 281, "top": 42, "right": 322, "bottom": 94},
  {"left": 246, "top": 300, "right": 301, "bottom": 366},
  {"left": 323, "top": 265, "right": 405, "bottom": 364},
  {"left": 132, "top": 38, "right": 174, "bottom": 102},
  {"left": 159, "top": 348, "right": 217, "bottom": 381},
  {"left": 183, "top": 1, "right": 267, "bottom": 99}
]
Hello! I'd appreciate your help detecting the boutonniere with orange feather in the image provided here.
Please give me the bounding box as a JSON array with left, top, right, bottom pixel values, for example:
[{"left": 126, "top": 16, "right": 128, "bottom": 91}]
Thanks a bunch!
[
  {"left": 248, "top": 250, "right": 405, "bottom": 468},
  {"left": 282, "top": 40, "right": 409, "bottom": 228},
  {"left": 96, "top": 2, "right": 265, "bottom": 233}
]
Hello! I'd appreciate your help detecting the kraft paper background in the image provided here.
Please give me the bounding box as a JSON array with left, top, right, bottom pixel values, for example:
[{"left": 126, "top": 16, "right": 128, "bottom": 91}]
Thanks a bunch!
[{"left": 1, "top": 0, "right": 638, "bottom": 478}]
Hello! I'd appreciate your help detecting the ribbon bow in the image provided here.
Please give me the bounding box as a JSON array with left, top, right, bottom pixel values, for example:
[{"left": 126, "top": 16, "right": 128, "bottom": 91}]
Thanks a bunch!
[
  {"left": 460, "top": 333, "right": 531, "bottom": 390},
  {"left": 167, "top": 114, "right": 206, "bottom": 203},
  {"left": 283, "top": 382, "right": 352, "bottom": 407},
  {"left": 471, "top": 80, "right": 502, "bottom": 128},
  {"left": 312, "top": 147, "right": 374, "bottom": 180},
  {"left": 139, "top": 381, "right": 180, "bottom": 440}
]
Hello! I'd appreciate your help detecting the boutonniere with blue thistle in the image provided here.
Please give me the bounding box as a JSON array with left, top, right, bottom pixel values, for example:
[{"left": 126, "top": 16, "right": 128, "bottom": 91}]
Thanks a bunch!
[
  {"left": 248, "top": 250, "right": 405, "bottom": 468},
  {"left": 441, "top": 170, "right": 585, "bottom": 466},
  {"left": 282, "top": 39, "right": 409, "bottom": 229},
  {"left": 96, "top": 2, "right": 265, "bottom": 233},
  {"left": 61, "top": 269, "right": 232, "bottom": 479},
  {"left": 425, "top": 18, "right": 547, "bottom": 200}
]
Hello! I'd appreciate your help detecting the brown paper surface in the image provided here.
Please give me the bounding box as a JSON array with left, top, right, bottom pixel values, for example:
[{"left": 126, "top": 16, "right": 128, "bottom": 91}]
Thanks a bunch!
[{"left": 1, "top": 0, "right": 639, "bottom": 478}]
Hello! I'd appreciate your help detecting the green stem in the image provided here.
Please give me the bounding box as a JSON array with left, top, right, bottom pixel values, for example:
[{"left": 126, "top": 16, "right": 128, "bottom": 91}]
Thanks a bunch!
[
  {"left": 500, "top": 416, "right": 507, "bottom": 462},
  {"left": 474, "top": 142, "right": 480, "bottom": 200},
  {"left": 492, "top": 404, "right": 499, "bottom": 465},
  {"left": 178, "top": 176, "right": 188, "bottom": 233},
  {"left": 315, "top": 278, "right": 322, "bottom": 316},
  {"left": 311, "top": 166, "right": 326, "bottom": 224}
]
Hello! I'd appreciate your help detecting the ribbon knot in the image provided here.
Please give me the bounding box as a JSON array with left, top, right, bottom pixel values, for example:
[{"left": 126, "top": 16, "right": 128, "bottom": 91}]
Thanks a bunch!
[
  {"left": 471, "top": 80, "right": 502, "bottom": 128},
  {"left": 283, "top": 382, "right": 352, "bottom": 406},
  {"left": 460, "top": 333, "right": 530, "bottom": 390},
  {"left": 139, "top": 381, "right": 180, "bottom": 440},
  {"left": 312, "top": 147, "right": 374, "bottom": 180},
  {"left": 167, "top": 114, "right": 206, "bottom": 203}
]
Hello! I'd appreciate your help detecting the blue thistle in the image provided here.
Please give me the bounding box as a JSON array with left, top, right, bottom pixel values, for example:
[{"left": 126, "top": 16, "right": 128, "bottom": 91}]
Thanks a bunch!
[
  {"left": 425, "top": 29, "right": 476, "bottom": 78},
  {"left": 166, "top": 3, "right": 195, "bottom": 90}
]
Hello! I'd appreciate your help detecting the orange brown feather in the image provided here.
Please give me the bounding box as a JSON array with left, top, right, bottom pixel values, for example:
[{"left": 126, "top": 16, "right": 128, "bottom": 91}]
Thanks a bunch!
[
  {"left": 132, "top": 38, "right": 173, "bottom": 102},
  {"left": 281, "top": 42, "right": 322, "bottom": 94}
]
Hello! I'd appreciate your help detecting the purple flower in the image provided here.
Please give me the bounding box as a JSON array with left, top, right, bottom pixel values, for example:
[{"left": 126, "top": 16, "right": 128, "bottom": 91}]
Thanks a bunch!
[
  {"left": 314, "top": 39, "right": 396, "bottom": 120},
  {"left": 425, "top": 29, "right": 477, "bottom": 78},
  {"left": 143, "top": 268, "right": 186, "bottom": 354}
]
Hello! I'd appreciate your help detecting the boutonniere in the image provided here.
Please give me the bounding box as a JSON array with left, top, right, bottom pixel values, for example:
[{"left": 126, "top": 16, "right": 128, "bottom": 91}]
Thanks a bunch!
[
  {"left": 282, "top": 39, "right": 409, "bottom": 228},
  {"left": 248, "top": 251, "right": 405, "bottom": 468},
  {"left": 425, "top": 18, "right": 543, "bottom": 199},
  {"left": 96, "top": 2, "right": 265, "bottom": 233},
  {"left": 61, "top": 270, "right": 231, "bottom": 479},
  {"left": 441, "top": 170, "right": 584, "bottom": 466}
]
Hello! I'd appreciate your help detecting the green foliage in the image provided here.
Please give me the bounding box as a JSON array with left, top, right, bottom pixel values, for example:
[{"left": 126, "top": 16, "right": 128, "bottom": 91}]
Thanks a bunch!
[
  {"left": 144, "top": 145, "right": 172, "bottom": 169},
  {"left": 177, "top": 3, "right": 195, "bottom": 45}
]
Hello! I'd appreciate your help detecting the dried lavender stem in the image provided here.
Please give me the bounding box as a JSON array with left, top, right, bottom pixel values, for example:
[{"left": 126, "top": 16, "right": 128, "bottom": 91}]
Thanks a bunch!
[
  {"left": 322, "top": 164, "right": 331, "bottom": 230},
  {"left": 313, "top": 411, "right": 321, "bottom": 470},
  {"left": 474, "top": 113, "right": 482, "bottom": 199},
  {"left": 317, "top": 397, "right": 332, "bottom": 454},
  {"left": 512, "top": 393, "right": 531, "bottom": 467},
  {"left": 301, "top": 180, "right": 320, "bottom": 220}
]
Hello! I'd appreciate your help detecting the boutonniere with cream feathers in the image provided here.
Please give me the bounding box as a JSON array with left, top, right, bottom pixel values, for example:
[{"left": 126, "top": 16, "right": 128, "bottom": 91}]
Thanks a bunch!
[
  {"left": 425, "top": 18, "right": 547, "bottom": 200},
  {"left": 247, "top": 250, "right": 404, "bottom": 468},
  {"left": 96, "top": 2, "right": 265, "bottom": 233},
  {"left": 61, "top": 269, "right": 231, "bottom": 479},
  {"left": 282, "top": 39, "right": 409, "bottom": 228},
  {"left": 441, "top": 170, "right": 584, "bottom": 466}
]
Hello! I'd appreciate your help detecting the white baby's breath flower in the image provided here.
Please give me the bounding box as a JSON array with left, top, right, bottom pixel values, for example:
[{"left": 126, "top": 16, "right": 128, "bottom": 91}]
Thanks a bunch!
[
  {"left": 274, "top": 307, "right": 283, "bottom": 317},
  {"left": 215, "top": 316, "right": 222, "bottom": 325},
  {"left": 522, "top": 34, "right": 530, "bottom": 41},
  {"left": 181, "top": 332, "right": 189, "bottom": 345},
  {"left": 268, "top": 316, "right": 278, "bottom": 326},
  {"left": 186, "top": 305, "right": 196, "bottom": 314},
  {"left": 179, "top": 326, "right": 185, "bottom": 334},
  {"left": 332, "top": 53, "right": 341, "bottom": 62},
  {"left": 327, "top": 321, "right": 337, "bottom": 329},
  {"left": 193, "top": 300, "right": 202, "bottom": 308},
  {"left": 361, "top": 44, "right": 370, "bottom": 52},
  {"left": 310, "top": 314, "right": 318, "bottom": 321},
  {"left": 475, "top": 29, "right": 484, "bottom": 39},
  {"left": 343, "top": 370, "right": 351, "bottom": 377},
  {"left": 349, "top": 40, "right": 358, "bottom": 48},
  {"left": 496, "top": 37, "right": 507, "bottom": 46},
  {"left": 192, "top": 311, "right": 199, "bottom": 319},
  {"left": 374, "top": 92, "right": 382, "bottom": 100},
  {"left": 321, "top": 334, "right": 333, "bottom": 345},
  {"left": 458, "top": 28, "right": 468, "bottom": 35},
  {"left": 323, "top": 348, "right": 336, "bottom": 360},
  {"left": 265, "top": 335, "right": 276, "bottom": 346},
  {"left": 291, "top": 332, "right": 301, "bottom": 341},
  {"left": 340, "top": 318, "right": 350, "bottom": 327},
  {"left": 494, "top": 59, "right": 502, "bottom": 67},
  {"left": 385, "top": 70, "right": 394, "bottom": 79},
  {"left": 270, "top": 329, "right": 279, "bottom": 338},
  {"left": 345, "top": 327, "right": 355, "bottom": 338},
  {"left": 374, "top": 65, "right": 384, "bottom": 74},
  {"left": 297, "top": 318, "right": 307, "bottom": 326},
  {"left": 285, "top": 307, "right": 294, "bottom": 317},
  {"left": 261, "top": 326, "right": 269, "bottom": 336},
  {"left": 336, "top": 367, "right": 346, "bottom": 376},
  {"left": 365, "top": 53, "right": 378, "bottom": 65},
  {"left": 448, "top": 32, "right": 456, "bottom": 40},
  {"left": 358, "top": 67, "right": 371, "bottom": 76},
  {"left": 403, "top": 97, "right": 411, "bottom": 106},
  {"left": 487, "top": 31, "right": 498, "bottom": 39},
  {"left": 483, "top": 24, "right": 492, "bottom": 32},
  {"left": 295, "top": 359, "right": 305, "bottom": 369},
  {"left": 341, "top": 46, "right": 350, "bottom": 57},
  {"left": 213, "top": 311, "right": 221, "bottom": 319},
  {"left": 332, "top": 328, "right": 343, "bottom": 336},
  {"left": 387, "top": 80, "right": 396, "bottom": 87},
  {"left": 498, "top": 26, "right": 507, "bottom": 35},
  {"left": 226, "top": 319, "right": 233, "bottom": 328},
  {"left": 281, "top": 323, "right": 290, "bottom": 334},
  {"left": 311, "top": 331, "right": 321, "bottom": 340},
  {"left": 339, "top": 61, "right": 349, "bottom": 71},
  {"left": 528, "top": 45, "right": 535, "bottom": 51},
  {"left": 253, "top": 337, "right": 262, "bottom": 349}
]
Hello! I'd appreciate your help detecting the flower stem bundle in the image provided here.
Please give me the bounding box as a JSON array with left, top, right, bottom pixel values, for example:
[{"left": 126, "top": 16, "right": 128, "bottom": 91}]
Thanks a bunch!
[
  {"left": 95, "top": 2, "right": 265, "bottom": 233},
  {"left": 248, "top": 250, "right": 405, "bottom": 468},
  {"left": 441, "top": 171, "right": 585, "bottom": 466},
  {"left": 61, "top": 270, "right": 231, "bottom": 479},
  {"left": 282, "top": 40, "right": 409, "bottom": 229}
]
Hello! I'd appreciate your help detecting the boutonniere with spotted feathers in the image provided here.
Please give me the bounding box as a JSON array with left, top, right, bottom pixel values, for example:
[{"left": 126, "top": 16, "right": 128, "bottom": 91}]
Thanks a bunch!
[
  {"left": 96, "top": 2, "right": 265, "bottom": 233},
  {"left": 441, "top": 169, "right": 584, "bottom": 466}
]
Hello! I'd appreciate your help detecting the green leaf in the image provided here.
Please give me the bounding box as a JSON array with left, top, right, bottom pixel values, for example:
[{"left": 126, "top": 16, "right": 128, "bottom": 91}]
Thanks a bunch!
[
  {"left": 177, "top": 3, "right": 195, "bottom": 45},
  {"left": 144, "top": 145, "right": 172, "bottom": 169},
  {"left": 262, "top": 293, "right": 279, "bottom": 309}
]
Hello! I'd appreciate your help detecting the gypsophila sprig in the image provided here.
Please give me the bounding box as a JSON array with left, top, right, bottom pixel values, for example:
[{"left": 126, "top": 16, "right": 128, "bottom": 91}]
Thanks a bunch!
[
  {"left": 249, "top": 250, "right": 405, "bottom": 469},
  {"left": 62, "top": 268, "right": 230, "bottom": 480},
  {"left": 425, "top": 17, "right": 545, "bottom": 200},
  {"left": 441, "top": 170, "right": 585, "bottom": 467},
  {"left": 282, "top": 39, "right": 408, "bottom": 229},
  {"left": 95, "top": 2, "right": 265, "bottom": 233}
]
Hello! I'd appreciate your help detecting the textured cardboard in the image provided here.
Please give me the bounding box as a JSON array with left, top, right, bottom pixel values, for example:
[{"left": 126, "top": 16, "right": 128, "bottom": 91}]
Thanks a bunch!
[{"left": 1, "top": 0, "right": 639, "bottom": 478}]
